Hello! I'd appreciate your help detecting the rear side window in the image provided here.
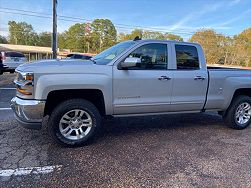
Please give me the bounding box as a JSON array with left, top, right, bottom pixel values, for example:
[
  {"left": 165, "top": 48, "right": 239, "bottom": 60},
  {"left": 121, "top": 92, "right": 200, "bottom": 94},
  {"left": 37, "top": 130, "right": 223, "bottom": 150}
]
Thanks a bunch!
[
  {"left": 175, "top": 45, "right": 199, "bottom": 70},
  {"left": 5, "top": 52, "right": 25, "bottom": 58}
]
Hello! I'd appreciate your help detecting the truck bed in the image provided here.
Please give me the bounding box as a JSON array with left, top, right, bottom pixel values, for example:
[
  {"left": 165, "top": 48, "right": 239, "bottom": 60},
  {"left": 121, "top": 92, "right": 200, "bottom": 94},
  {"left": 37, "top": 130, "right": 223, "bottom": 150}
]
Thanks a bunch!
[
  {"left": 205, "top": 67, "right": 251, "bottom": 110},
  {"left": 207, "top": 66, "right": 251, "bottom": 71}
]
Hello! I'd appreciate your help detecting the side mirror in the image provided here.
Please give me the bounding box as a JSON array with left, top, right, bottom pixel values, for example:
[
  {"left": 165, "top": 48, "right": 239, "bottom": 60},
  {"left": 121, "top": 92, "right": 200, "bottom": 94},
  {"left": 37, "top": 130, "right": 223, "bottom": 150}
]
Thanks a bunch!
[{"left": 121, "top": 57, "right": 141, "bottom": 69}]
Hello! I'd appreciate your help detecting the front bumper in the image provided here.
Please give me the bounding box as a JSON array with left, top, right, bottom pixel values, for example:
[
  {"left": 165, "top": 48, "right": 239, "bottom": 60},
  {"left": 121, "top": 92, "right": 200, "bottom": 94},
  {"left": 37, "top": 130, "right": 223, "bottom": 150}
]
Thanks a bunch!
[
  {"left": 2, "top": 65, "right": 14, "bottom": 72},
  {"left": 10, "top": 97, "right": 46, "bottom": 130}
]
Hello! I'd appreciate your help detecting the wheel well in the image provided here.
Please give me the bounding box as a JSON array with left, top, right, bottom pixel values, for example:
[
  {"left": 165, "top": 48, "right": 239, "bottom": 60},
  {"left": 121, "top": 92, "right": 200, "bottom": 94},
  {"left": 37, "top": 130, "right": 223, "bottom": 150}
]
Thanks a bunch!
[
  {"left": 229, "top": 88, "right": 251, "bottom": 107},
  {"left": 233, "top": 88, "right": 251, "bottom": 99},
  {"left": 44, "top": 89, "right": 106, "bottom": 116},
  {"left": 220, "top": 89, "right": 251, "bottom": 116}
]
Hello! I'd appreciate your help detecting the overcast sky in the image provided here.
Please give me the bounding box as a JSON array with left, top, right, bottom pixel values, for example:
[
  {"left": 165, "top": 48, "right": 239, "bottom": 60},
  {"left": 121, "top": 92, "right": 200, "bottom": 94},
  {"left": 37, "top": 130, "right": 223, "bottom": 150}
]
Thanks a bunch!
[{"left": 0, "top": 0, "right": 250, "bottom": 40}]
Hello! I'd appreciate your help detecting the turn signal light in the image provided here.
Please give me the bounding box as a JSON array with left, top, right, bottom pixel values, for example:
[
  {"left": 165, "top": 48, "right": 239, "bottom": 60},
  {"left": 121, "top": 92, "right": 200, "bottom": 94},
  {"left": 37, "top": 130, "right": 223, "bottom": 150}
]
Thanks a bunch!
[{"left": 17, "top": 88, "right": 32, "bottom": 95}]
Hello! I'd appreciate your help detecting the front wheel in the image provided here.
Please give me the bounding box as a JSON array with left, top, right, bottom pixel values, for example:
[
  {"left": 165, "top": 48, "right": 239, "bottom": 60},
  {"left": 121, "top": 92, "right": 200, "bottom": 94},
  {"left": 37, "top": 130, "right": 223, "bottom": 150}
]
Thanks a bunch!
[
  {"left": 223, "top": 95, "right": 251, "bottom": 130},
  {"left": 48, "top": 99, "right": 101, "bottom": 147}
]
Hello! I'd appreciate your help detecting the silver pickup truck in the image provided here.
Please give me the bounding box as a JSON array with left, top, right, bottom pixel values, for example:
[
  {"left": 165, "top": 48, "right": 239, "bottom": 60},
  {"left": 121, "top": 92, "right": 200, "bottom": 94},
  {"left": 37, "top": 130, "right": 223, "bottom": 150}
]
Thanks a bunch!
[{"left": 11, "top": 39, "right": 251, "bottom": 146}]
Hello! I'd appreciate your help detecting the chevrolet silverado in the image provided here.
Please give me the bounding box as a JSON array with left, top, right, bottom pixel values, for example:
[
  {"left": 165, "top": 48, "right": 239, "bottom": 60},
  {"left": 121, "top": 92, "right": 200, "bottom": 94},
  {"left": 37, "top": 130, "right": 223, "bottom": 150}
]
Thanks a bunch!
[{"left": 11, "top": 39, "right": 251, "bottom": 146}]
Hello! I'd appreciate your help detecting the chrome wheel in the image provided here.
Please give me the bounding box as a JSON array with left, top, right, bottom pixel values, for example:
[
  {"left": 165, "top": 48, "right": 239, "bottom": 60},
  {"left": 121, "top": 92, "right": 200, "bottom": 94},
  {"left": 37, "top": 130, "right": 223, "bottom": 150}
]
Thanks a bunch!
[
  {"left": 59, "top": 109, "right": 93, "bottom": 140},
  {"left": 235, "top": 102, "right": 251, "bottom": 125}
]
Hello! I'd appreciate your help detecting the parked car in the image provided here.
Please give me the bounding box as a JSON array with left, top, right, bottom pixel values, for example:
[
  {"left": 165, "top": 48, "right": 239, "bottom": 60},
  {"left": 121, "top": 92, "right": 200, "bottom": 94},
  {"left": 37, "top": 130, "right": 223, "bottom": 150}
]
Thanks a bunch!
[
  {"left": 0, "top": 53, "right": 3, "bottom": 75},
  {"left": 66, "top": 53, "right": 92, "bottom": 60},
  {"left": 1, "top": 51, "right": 27, "bottom": 73},
  {"left": 11, "top": 39, "right": 251, "bottom": 147}
]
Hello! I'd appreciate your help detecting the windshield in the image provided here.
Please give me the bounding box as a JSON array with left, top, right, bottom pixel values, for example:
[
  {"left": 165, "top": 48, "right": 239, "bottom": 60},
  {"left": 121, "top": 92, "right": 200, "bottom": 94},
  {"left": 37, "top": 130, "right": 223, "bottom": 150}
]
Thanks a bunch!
[{"left": 92, "top": 41, "right": 136, "bottom": 65}]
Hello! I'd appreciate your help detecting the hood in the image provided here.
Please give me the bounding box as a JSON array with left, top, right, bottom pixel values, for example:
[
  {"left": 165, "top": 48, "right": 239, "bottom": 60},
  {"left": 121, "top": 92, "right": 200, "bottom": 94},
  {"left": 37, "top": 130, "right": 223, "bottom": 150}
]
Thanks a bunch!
[{"left": 16, "top": 59, "right": 98, "bottom": 73}]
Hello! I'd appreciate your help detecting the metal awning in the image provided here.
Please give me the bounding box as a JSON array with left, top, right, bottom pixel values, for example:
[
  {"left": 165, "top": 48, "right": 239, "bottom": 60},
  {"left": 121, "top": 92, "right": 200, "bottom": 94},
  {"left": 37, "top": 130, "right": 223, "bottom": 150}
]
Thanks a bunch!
[{"left": 0, "top": 44, "right": 52, "bottom": 53}]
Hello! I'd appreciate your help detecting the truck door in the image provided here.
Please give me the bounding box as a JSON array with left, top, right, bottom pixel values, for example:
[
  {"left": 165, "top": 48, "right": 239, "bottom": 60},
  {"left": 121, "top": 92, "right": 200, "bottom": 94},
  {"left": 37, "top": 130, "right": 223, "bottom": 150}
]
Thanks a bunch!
[
  {"left": 113, "top": 42, "right": 173, "bottom": 115},
  {"left": 170, "top": 44, "right": 208, "bottom": 111}
]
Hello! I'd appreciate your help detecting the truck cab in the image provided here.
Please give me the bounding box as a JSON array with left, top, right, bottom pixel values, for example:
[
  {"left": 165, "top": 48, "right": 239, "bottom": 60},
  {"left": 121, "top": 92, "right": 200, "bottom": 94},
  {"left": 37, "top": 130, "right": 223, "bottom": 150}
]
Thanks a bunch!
[{"left": 111, "top": 40, "right": 208, "bottom": 114}]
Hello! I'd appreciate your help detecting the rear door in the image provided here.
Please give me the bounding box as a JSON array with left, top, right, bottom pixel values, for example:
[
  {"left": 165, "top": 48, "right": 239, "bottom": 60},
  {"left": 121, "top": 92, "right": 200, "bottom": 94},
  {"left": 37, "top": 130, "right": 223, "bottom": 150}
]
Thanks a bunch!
[
  {"left": 113, "top": 42, "right": 173, "bottom": 115},
  {"left": 170, "top": 44, "right": 208, "bottom": 111}
]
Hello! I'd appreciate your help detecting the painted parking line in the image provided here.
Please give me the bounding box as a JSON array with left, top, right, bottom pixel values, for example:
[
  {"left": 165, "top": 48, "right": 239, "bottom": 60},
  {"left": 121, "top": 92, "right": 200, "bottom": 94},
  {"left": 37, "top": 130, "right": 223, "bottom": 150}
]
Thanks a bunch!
[
  {"left": 0, "top": 108, "right": 12, "bottom": 111},
  {"left": 0, "top": 165, "right": 62, "bottom": 177},
  {"left": 0, "top": 88, "right": 16, "bottom": 90}
]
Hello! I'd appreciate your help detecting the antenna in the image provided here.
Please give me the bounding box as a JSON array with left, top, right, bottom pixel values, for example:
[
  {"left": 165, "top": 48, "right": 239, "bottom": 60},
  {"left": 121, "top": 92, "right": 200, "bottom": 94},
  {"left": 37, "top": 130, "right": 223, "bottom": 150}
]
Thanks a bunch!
[{"left": 133, "top": 36, "right": 141, "bottom": 41}]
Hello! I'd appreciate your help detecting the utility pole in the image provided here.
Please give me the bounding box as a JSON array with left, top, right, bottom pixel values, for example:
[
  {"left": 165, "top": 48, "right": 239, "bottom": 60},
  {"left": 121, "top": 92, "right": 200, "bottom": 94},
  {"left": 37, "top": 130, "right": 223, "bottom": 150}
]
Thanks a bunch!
[{"left": 52, "top": 0, "right": 57, "bottom": 59}]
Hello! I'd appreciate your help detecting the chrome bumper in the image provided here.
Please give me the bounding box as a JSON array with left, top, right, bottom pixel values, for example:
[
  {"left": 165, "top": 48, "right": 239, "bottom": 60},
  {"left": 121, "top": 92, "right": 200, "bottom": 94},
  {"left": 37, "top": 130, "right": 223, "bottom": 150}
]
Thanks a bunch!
[{"left": 10, "top": 97, "right": 46, "bottom": 130}]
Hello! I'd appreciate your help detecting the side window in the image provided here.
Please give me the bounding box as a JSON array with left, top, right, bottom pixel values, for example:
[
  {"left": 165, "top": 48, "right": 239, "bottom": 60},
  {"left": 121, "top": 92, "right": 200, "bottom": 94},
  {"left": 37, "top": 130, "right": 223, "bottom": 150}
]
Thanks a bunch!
[
  {"left": 74, "top": 54, "right": 83, "bottom": 59},
  {"left": 127, "top": 43, "right": 168, "bottom": 70},
  {"left": 175, "top": 45, "right": 199, "bottom": 70},
  {"left": 6, "top": 52, "right": 25, "bottom": 58},
  {"left": 84, "top": 56, "right": 92, "bottom": 60}
]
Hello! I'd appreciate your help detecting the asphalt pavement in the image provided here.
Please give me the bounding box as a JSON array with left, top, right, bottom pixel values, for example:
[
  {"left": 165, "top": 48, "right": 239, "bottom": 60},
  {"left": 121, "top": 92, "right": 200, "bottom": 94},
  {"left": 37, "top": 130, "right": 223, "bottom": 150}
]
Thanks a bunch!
[{"left": 0, "top": 73, "right": 250, "bottom": 187}]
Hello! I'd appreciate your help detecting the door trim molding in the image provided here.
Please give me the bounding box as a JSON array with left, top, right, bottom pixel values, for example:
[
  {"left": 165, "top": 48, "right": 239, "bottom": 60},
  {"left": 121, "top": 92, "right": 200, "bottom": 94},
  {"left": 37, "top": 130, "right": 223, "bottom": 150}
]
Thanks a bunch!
[{"left": 114, "top": 102, "right": 171, "bottom": 108}]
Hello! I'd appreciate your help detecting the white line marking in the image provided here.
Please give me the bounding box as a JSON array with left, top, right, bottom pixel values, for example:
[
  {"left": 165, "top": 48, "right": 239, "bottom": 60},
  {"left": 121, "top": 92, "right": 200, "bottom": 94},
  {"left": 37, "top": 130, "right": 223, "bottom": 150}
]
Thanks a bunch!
[
  {"left": 0, "top": 108, "right": 12, "bottom": 110},
  {"left": 0, "top": 165, "right": 62, "bottom": 177},
  {"left": 0, "top": 88, "right": 16, "bottom": 90}
]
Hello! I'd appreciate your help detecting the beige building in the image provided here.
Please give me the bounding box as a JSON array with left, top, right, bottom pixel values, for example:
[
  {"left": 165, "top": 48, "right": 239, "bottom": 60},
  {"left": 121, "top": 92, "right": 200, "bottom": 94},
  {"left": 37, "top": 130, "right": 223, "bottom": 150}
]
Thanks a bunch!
[
  {"left": 0, "top": 43, "right": 54, "bottom": 61},
  {"left": 0, "top": 43, "right": 96, "bottom": 61}
]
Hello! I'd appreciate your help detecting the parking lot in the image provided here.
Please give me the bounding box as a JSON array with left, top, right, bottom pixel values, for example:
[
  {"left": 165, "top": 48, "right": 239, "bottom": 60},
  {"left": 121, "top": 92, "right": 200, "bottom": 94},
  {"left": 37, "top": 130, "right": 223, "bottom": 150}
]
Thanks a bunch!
[{"left": 0, "top": 73, "right": 250, "bottom": 187}]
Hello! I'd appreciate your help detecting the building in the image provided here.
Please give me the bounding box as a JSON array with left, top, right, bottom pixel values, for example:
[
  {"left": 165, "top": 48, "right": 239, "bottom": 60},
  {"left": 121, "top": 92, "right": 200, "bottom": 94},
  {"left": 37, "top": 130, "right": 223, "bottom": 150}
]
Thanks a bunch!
[
  {"left": 0, "top": 43, "right": 53, "bottom": 61},
  {"left": 0, "top": 43, "right": 95, "bottom": 61}
]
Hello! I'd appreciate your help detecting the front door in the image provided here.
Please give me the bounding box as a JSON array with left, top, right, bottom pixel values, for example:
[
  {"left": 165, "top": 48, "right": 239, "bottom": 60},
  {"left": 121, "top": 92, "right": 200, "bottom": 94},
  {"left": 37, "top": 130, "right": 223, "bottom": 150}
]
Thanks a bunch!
[{"left": 113, "top": 43, "right": 173, "bottom": 115}]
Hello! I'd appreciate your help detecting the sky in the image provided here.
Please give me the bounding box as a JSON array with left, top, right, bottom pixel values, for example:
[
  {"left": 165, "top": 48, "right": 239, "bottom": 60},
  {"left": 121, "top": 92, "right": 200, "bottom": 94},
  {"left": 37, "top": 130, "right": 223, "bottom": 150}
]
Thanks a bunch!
[{"left": 0, "top": 0, "right": 250, "bottom": 40}]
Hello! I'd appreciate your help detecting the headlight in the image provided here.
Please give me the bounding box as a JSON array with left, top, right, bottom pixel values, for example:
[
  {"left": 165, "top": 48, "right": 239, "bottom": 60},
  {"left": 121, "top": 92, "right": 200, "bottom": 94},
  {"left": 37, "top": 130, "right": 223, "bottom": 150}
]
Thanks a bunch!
[{"left": 14, "top": 71, "right": 34, "bottom": 98}]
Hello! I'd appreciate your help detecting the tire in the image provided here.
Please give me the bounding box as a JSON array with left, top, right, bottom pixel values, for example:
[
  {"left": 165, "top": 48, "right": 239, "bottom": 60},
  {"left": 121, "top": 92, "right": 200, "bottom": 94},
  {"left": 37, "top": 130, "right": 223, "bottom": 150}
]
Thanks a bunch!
[
  {"left": 223, "top": 95, "right": 251, "bottom": 130},
  {"left": 48, "top": 99, "right": 101, "bottom": 147},
  {"left": 9, "top": 70, "right": 15, "bottom": 73}
]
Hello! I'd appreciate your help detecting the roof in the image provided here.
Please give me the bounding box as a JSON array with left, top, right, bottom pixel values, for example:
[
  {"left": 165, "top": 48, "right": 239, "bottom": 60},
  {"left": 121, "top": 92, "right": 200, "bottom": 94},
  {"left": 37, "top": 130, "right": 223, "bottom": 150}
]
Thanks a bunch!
[
  {"left": 0, "top": 44, "right": 96, "bottom": 56},
  {"left": 133, "top": 39, "right": 199, "bottom": 46},
  {"left": 67, "top": 52, "right": 95, "bottom": 56},
  {"left": 0, "top": 43, "right": 52, "bottom": 53}
]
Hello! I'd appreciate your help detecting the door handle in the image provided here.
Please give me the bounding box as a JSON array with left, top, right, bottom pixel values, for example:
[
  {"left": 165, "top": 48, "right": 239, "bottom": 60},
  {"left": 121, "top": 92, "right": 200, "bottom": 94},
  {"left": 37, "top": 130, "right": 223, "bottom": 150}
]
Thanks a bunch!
[
  {"left": 194, "top": 76, "right": 205, "bottom": 80},
  {"left": 158, "top": 76, "right": 171, "bottom": 81}
]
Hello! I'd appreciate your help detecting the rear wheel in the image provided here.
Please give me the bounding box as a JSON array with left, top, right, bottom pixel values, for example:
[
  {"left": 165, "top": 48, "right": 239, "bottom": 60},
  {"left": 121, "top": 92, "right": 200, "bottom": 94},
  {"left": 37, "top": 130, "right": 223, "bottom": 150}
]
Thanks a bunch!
[
  {"left": 48, "top": 99, "right": 101, "bottom": 147},
  {"left": 223, "top": 95, "right": 251, "bottom": 130}
]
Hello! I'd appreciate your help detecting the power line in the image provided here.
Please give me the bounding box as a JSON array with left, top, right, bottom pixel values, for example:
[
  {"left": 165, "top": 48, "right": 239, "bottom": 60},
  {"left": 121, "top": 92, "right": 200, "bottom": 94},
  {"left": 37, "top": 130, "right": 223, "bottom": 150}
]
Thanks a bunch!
[
  {"left": 0, "top": 10, "right": 194, "bottom": 36},
  {"left": 0, "top": 7, "right": 239, "bottom": 37},
  {"left": 0, "top": 7, "right": 195, "bottom": 33},
  {"left": 0, "top": 7, "right": 233, "bottom": 37}
]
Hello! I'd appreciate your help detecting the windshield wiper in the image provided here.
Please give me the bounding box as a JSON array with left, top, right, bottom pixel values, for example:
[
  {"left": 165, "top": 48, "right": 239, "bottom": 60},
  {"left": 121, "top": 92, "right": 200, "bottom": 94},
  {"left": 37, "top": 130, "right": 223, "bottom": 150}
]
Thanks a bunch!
[
  {"left": 90, "top": 57, "right": 104, "bottom": 64},
  {"left": 90, "top": 58, "right": 97, "bottom": 64}
]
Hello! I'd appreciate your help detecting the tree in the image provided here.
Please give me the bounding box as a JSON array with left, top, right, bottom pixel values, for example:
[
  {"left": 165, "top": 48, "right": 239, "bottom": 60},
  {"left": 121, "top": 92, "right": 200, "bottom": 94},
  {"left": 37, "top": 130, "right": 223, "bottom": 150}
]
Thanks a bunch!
[
  {"left": 118, "top": 30, "right": 183, "bottom": 42},
  {"left": 129, "top": 29, "right": 143, "bottom": 39},
  {"left": 38, "top": 32, "right": 51, "bottom": 47},
  {"left": 8, "top": 21, "right": 38, "bottom": 45},
  {"left": 118, "top": 29, "right": 143, "bottom": 42},
  {"left": 90, "top": 19, "right": 117, "bottom": 53},
  {"left": 143, "top": 31, "right": 165, "bottom": 39},
  {"left": 230, "top": 28, "right": 251, "bottom": 66},
  {"left": 0, "top": 35, "right": 8, "bottom": 44},
  {"left": 190, "top": 29, "right": 226, "bottom": 64},
  {"left": 62, "top": 23, "right": 88, "bottom": 52},
  {"left": 58, "top": 32, "right": 67, "bottom": 49},
  {"left": 165, "top": 33, "right": 183, "bottom": 41},
  {"left": 190, "top": 28, "right": 251, "bottom": 66}
]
